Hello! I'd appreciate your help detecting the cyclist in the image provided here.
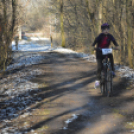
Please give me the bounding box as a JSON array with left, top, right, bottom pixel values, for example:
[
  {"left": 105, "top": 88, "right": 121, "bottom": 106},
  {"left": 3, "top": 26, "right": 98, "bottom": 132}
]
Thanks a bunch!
[{"left": 92, "top": 23, "right": 119, "bottom": 89}]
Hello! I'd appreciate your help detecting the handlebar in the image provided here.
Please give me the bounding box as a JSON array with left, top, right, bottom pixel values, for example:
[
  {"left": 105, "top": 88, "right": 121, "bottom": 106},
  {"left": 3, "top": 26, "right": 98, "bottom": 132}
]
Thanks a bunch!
[
  {"left": 94, "top": 47, "right": 119, "bottom": 51},
  {"left": 94, "top": 47, "right": 102, "bottom": 51},
  {"left": 111, "top": 46, "right": 119, "bottom": 50}
]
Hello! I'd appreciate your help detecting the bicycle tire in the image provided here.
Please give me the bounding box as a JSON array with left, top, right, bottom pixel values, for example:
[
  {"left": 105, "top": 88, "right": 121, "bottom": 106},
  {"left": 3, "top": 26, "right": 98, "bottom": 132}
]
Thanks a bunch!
[
  {"left": 110, "top": 73, "right": 113, "bottom": 96},
  {"left": 100, "top": 83, "right": 105, "bottom": 95},
  {"left": 106, "top": 71, "right": 113, "bottom": 97},
  {"left": 100, "top": 66, "right": 107, "bottom": 96}
]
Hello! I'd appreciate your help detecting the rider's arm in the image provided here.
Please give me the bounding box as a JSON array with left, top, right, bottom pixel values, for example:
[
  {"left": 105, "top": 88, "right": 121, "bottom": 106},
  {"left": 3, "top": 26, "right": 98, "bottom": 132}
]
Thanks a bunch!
[
  {"left": 110, "top": 35, "right": 118, "bottom": 45},
  {"left": 92, "top": 34, "right": 101, "bottom": 46},
  {"left": 92, "top": 35, "right": 101, "bottom": 51},
  {"left": 92, "top": 37, "right": 98, "bottom": 47},
  {"left": 111, "top": 35, "right": 120, "bottom": 50}
]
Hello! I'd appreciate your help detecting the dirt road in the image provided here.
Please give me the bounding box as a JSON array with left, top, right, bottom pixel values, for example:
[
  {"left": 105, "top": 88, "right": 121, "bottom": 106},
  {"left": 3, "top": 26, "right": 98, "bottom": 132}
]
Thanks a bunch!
[{"left": 0, "top": 51, "right": 134, "bottom": 134}]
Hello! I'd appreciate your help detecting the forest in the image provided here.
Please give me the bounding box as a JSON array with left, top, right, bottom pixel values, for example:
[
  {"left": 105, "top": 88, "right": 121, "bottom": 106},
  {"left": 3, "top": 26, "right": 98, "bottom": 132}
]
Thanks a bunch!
[
  {"left": 49, "top": 0, "right": 134, "bottom": 68},
  {"left": 0, "top": 0, "right": 134, "bottom": 70}
]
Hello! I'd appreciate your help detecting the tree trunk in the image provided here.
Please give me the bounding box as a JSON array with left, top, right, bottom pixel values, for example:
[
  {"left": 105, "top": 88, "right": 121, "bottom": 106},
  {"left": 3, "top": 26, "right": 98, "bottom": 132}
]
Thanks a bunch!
[
  {"left": 126, "top": 0, "right": 133, "bottom": 68},
  {"left": 0, "top": 0, "right": 17, "bottom": 70},
  {"left": 60, "top": 0, "right": 65, "bottom": 47},
  {"left": 120, "top": 0, "right": 127, "bottom": 65},
  {"left": 96, "top": 0, "right": 102, "bottom": 34},
  {"left": 102, "top": 0, "right": 107, "bottom": 23},
  {"left": 86, "top": 0, "right": 95, "bottom": 53},
  {"left": 12, "top": 0, "right": 17, "bottom": 35}
]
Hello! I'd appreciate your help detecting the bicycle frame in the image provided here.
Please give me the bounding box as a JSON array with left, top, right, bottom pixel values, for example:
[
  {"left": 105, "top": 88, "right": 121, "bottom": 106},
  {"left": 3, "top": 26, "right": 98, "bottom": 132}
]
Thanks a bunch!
[
  {"left": 94, "top": 47, "right": 115, "bottom": 96},
  {"left": 100, "top": 55, "right": 113, "bottom": 97}
]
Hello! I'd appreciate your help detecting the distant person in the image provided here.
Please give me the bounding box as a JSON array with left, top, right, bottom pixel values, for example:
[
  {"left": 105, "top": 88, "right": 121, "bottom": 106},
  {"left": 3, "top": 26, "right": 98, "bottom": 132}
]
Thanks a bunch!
[
  {"left": 22, "top": 32, "right": 25, "bottom": 36},
  {"left": 50, "top": 35, "right": 53, "bottom": 47},
  {"left": 15, "top": 36, "right": 19, "bottom": 50},
  {"left": 92, "top": 23, "right": 119, "bottom": 89}
]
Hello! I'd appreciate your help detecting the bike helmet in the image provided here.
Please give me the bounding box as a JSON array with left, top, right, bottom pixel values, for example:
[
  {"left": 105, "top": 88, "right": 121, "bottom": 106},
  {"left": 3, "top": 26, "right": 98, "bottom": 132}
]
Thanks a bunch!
[{"left": 101, "top": 23, "right": 110, "bottom": 30}]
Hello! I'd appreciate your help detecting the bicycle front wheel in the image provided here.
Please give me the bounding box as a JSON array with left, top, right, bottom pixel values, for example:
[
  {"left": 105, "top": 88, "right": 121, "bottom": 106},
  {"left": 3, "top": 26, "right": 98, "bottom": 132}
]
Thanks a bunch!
[
  {"left": 100, "top": 83, "right": 106, "bottom": 96},
  {"left": 106, "top": 71, "right": 113, "bottom": 97}
]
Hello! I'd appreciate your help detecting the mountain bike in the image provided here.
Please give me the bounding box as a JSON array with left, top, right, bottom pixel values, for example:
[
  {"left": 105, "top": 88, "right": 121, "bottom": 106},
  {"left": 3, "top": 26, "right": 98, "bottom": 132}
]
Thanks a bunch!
[{"left": 100, "top": 48, "right": 114, "bottom": 97}]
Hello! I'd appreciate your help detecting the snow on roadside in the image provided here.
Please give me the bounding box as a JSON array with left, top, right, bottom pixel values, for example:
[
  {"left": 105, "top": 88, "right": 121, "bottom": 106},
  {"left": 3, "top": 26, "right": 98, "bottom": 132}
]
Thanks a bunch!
[
  {"left": 62, "top": 114, "right": 79, "bottom": 130},
  {"left": 0, "top": 71, "right": 42, "bottom": 133},
  {"left": 115, "top": 65, "right": 134, "bottom": 79},
  {"left": 12, "top": 39, "right": 51, "bottom": 52},
  {"left": 0, "top": 47, "right": 47, "bottom": 133},
  {"left": 10, "top": 38, "right": 51, "bottom": 71},
  {"left": 30, "top": 37, "right": 50, "bottom": 41},
  {"left": 65, "top": 114, "right": 78, "bottom": 124},
  {"left": 7, "top": 54, "right": 46, "bottom": 71},
  {"left": 12, "top": 43, "right": 51, "bottom": 52},
  {"left": 53, "top": 47, "right": 77, "bottom": 54},
  {"left": 12, "top": 38, "right": 95, "bottom": 62},
  {"left": 53, "top": 47, "right": 96, "bottom": 62},
  {"left": 12, "top": 40, "right": 28, "bottom": 45},
  {"left": 11, "top": 39, "right": 95, "bottom": 71},
  {"left": 131, "top": 130, "right": 134, "bottom": 133}
]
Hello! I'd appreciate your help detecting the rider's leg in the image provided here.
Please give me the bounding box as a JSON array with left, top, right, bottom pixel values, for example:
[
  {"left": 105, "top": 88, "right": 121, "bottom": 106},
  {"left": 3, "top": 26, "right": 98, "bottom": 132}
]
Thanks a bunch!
[
  {"left": 97, "top": 58, "right": 103, "bottom": 80},
  {"left": 95, "top": 52, "right": 104, "bottom": 88},
  {"left": 108, "top": 54, "right": 116, "bottom": 76},
  {"left": 108, "top": 54, "right": 114, "bottom": 71},
  {"left": 95, "top": 57, "right": 103, "bottom": 89},
  {"left": 96, "top": 50, "right": 104, "bottom": 80}
]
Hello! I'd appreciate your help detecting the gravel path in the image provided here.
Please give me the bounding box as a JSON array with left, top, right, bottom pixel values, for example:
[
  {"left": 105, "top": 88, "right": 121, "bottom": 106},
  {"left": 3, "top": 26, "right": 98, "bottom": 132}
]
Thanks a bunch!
[{"left": 0, "top": 50, "right": 134, "bottom": 134}]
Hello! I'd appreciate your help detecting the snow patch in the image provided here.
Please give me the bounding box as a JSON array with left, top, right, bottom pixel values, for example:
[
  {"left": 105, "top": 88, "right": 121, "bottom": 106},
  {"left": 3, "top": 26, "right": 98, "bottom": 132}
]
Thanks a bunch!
[
  {"left": 131, "top": 130, "right": 134, "bottom": 133},
  {"left": 30, "top": 37, "right": 50, "bottom": 41},
  {"left": 54, "top": 47, "right": 77, "bottom": 54},
  {"left": 62, "top": 114, "right": 79, "bottom": 130},
  {"left": 65, "top": 114, "right": 78, "bottom": 124},
  {"left": 115, "top": 65, "right": 134, "bottom": 79},
  {"left": 12, "top": 42, "right": 51, "bottom": 52},
  {"left": 12, "top": 37, "right": 51, "bottom": 52},
  {"left": 53, "top": 47, "right": 96, "bottom": 62},
  {"left": 6, "top": 55, "right": 46, "bottom": 71}
]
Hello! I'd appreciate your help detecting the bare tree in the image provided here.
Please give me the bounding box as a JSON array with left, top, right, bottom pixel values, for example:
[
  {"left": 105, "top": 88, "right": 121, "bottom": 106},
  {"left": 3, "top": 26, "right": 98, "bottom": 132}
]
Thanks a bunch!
[
  {"left": 126, "top": 0, "right": 133, "bottom": 68},
  {"left": 0, "top": 0, "right": 17, "bottom": 70}
]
